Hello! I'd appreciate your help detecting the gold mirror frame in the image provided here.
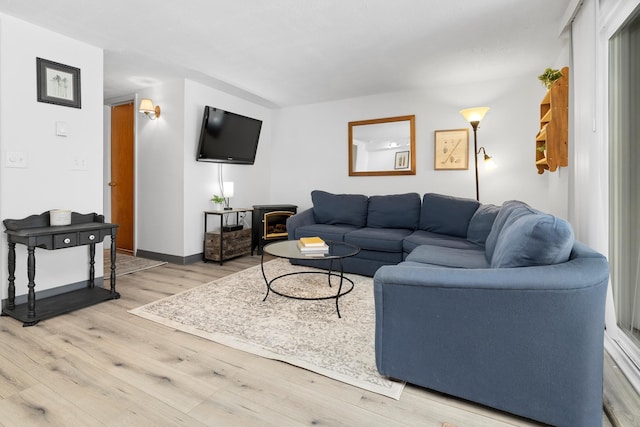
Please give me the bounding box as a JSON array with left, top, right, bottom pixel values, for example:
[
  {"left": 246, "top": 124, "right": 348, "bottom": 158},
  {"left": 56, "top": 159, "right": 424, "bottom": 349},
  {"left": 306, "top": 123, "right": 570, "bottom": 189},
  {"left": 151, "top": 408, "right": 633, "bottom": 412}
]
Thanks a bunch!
[{"left": 348, "top": 115, "right": 416, "bottom": 176}]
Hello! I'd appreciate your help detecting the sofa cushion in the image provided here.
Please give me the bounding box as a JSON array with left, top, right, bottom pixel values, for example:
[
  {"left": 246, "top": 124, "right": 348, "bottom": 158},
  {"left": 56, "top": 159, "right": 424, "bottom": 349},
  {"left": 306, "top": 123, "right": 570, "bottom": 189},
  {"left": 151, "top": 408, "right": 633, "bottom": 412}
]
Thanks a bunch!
[
  {"left": 484, "top": 200, "right": 533, "bottom": 261},
  {"left": 406, "top": 245, "right": 490, "bottom": 269},
  {"left": 491, "top": 213, "right": 575, "bottom": 268},
  {"left": 311, "top": 190, "right": 368, "bottom": 227},
  {"left": 367, "top": 193, "right": 421, "bottom": 229},
  {"left": 466, "top": 204, "right": 500, "bottom": 246},
  {"left": 419, "top": 193, "right": 480, "bottom": 238},
  {"left": 355, "top": 249, "right": 404, "bottom": 263},
  {"left": 403, "top": 230, "right": 481, "bottom": 253},
  {"left": 294, "top": 223, "right": 360, "bottom": 242},
  {"left": 345, "top": 227, "right": 412, "bottom": 253}
]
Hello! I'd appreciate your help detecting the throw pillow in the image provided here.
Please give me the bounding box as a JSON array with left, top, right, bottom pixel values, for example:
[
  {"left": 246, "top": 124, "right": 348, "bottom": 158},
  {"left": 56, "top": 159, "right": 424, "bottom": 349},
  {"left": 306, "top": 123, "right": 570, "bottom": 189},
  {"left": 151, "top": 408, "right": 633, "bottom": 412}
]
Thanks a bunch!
[
  {"left": 490, "top": 213, "right": 575, "bottom": 268},
  {"left": 367, "top": 193, "right": 421, "bottom": 229},
  {"left": 484, "top": 200, "right": 533, "bottom": 261},
  {"left": 466, "top": 204, "right": 500, "bottom": 246},
  {"left": 311, "top": 190, "right": 369, "bottom": 227},
  {"left": 419, "top": 193, "right": 480, "bottom": 238}
]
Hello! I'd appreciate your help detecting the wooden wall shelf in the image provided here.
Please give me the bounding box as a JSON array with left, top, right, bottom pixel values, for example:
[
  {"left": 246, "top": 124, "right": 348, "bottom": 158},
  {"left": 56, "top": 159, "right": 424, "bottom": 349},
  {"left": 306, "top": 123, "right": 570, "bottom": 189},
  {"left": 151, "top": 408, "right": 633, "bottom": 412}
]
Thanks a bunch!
[{"left": 536, "top": 66, "right": 569, "bottom": 174}]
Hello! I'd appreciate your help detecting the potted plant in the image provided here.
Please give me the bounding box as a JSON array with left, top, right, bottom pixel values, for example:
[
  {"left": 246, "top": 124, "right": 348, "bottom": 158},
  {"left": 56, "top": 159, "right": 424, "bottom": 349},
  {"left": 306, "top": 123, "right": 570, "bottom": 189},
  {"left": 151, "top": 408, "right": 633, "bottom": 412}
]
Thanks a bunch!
[
  {"left": 538, "top": 68, "right": 563, "bottom": 89},
  {"left": 211, "top": 195, "right": 225, "bottom": 210},
  {"left": 536, "top": 145, "right": 547, "bottom": 158}
]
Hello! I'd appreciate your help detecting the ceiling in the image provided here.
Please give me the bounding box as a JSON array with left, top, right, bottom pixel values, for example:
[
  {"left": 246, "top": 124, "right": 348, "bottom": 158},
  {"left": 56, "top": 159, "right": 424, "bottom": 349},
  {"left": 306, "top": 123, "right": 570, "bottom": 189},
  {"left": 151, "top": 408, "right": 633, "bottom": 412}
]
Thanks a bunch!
[{"left": 0, "top": 0, "right": 571, "bottom": 107}]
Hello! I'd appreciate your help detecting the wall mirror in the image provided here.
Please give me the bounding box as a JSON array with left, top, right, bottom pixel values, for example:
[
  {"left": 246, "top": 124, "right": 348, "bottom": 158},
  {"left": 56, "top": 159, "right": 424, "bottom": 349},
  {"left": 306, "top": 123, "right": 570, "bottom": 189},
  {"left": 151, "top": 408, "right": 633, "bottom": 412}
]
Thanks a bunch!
[{"left": 348, "top": 115, "right": 416, "bottom": 176}]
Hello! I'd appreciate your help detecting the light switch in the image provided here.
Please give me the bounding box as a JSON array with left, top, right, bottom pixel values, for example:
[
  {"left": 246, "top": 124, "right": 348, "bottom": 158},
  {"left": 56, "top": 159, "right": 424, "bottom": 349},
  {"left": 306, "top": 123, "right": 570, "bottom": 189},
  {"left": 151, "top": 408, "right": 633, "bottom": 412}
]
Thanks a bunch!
[
  {"left": 56, "top": 121, "right": 68, "bottom": 137},
  {"left": 5, "top": 151, "right": 27, "bottom": 168}
]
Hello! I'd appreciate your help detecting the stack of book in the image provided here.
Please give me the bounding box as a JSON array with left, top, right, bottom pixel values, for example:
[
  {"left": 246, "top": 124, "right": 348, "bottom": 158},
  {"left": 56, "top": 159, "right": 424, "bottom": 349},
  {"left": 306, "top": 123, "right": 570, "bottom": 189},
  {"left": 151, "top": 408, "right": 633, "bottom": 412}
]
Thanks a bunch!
[{"left": 297, "top": 236, "right": 329, "bottom": 257}]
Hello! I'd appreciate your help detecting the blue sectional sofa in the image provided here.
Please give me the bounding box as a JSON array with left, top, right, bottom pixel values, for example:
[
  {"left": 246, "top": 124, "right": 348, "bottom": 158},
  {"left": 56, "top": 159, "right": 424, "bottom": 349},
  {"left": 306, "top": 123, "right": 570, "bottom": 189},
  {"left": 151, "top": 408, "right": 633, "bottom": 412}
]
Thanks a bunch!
[
  {"left": 287, "top": 190, "right": 486, "bottom": 276},
  {"left": 286, "top": 190, "right": 609, "bottom": 427}
]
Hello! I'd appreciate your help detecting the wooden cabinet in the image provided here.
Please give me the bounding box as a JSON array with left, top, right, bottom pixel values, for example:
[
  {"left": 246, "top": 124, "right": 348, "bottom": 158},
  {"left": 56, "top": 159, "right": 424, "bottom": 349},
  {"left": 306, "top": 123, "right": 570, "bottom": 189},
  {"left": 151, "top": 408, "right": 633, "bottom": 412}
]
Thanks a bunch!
[
  {"left": 205, "top": 228, "right": 252, "bottom": 262},
  {"left": 203, "top": 209, "right": 253, "bottom": 264},
  {"left": 536, "top": 66, "right": 569, "bottom": 174}
]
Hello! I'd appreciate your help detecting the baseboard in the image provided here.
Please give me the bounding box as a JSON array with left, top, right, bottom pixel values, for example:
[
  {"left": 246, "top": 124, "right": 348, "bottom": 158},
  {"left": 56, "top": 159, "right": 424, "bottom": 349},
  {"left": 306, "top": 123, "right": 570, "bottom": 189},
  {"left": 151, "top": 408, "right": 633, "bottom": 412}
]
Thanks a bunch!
[{"left": 135, "top": 249, "right": 202, "bottom": 265}]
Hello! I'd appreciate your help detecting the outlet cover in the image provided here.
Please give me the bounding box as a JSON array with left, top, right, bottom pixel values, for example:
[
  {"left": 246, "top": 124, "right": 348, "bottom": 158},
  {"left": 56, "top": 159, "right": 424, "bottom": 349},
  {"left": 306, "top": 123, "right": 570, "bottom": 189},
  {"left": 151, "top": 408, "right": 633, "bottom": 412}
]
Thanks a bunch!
[
  {"left": 71, "top": 157, "right": 88, "bottom": 171},
  {"left": 56, "top": 121, "right": 69, "bottom": 137},
  {"left": 5, "top": 151, "right": 27, "bottom": 168}
]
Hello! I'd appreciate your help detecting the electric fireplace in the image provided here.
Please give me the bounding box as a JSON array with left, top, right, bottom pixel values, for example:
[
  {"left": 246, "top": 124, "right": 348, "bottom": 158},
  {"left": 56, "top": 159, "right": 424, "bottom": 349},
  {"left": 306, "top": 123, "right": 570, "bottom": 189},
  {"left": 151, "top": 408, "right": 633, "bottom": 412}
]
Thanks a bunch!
[{"left": 252, "top": 204, "right": 297, "bottom": 255}]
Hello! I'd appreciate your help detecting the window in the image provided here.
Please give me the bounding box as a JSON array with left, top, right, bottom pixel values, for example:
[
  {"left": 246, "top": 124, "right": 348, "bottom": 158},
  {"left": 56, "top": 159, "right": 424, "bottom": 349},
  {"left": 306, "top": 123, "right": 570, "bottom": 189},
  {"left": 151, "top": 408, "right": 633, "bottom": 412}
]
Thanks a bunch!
[{"left": 609, "top": 4, "right": 640, "bottom": 374}]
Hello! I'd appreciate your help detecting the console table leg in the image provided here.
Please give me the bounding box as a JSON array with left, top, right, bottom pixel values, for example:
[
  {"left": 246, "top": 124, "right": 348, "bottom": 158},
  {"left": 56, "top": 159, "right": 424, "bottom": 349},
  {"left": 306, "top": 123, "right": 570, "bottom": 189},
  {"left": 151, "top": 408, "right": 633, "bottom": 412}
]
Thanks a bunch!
[
  {"left": 27, "top": 246, "right": 36, "bottom": 318},
  {"left": 110, "top": 236, "right": 117, "bottom": 295},
  {"left": 89, "top": 243, "right": 96, "bottom": 288},
  {"left": 7, "top": 242, "right": 16, "bottom": 310}
]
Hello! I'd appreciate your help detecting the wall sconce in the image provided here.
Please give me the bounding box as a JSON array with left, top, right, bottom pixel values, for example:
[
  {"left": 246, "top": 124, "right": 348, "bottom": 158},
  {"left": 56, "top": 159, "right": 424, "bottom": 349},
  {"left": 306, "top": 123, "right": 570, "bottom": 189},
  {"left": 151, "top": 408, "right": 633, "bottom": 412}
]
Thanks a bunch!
[
  {"left": 478, "top": 146, "right": 496, "bottom": 170},
  {"left": 139, "top": 98, "right": 161, "bottom": 120},
  {"left": 222, "top": 181, "right": 234, "bottom": 210},
  {"left": 460, "top": 107, "right": 490, "bottom": 201}
]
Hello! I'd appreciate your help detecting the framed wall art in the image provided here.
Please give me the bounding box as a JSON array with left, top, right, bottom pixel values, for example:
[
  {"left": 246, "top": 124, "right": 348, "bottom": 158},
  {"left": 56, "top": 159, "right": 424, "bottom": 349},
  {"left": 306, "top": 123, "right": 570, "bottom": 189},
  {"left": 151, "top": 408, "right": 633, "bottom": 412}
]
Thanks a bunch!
[
  {"left": 394, "top": 151, "right": 410, "bottom": 170},
  {"left": 36, "top": 57, "right": 81, "bottom": 109},
  {"left": 434, "top": 128, "right": 469, "bottom": 170}
]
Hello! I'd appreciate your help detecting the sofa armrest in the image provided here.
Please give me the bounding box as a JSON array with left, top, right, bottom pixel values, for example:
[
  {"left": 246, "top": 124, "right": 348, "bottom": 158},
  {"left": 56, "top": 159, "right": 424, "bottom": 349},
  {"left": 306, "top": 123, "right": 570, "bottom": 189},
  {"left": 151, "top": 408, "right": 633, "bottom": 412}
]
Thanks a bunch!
[
  {"left": 374, "top": 255, "right": 608, "bottom": 292},
  {"left": 286, "top": 208, "right": 316, "bottom": 240},
  {"left": 373, "top": 256, "right": 609, "bottom": 427}
]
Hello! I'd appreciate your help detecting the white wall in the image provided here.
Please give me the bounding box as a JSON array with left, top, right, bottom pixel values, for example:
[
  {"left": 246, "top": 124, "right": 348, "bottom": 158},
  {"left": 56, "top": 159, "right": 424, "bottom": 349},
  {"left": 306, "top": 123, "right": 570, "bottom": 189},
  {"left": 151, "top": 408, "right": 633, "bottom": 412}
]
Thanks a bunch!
[
  {"left": 135, "top": 81, "right": 186, "bottom": 258},
  {"left": 183, "top": 80, "right": 273, "bottom": 257},
  {"left": 271, "top": 74, "right": 570, "bottom": 217},
  {"left": 0, "top": 14, "right": 104, "bottom": 299},
  {"left": 103, "top": 105, "right": 112, "bottom": 223},
  {"left": 569, "top": 0, "right": 608, "bottom": 252},
  {"left": 133, "top": 79, "right": 273, "bottom": 260},
  {"left": 135, "top": 71, "right": 572, "bottom": 261},
  {"left": 568, "top": 0, "right": 640, "bottom": 256}
]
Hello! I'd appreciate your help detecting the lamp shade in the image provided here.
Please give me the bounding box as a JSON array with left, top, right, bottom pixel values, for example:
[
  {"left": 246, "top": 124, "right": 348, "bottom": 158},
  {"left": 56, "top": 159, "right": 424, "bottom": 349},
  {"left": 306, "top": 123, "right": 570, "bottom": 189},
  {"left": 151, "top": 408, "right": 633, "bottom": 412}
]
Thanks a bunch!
[
  {"left": 484, "top": 156, "right": 497, "bottom": 170},
  {"left": 222, "top": 182, "right": 234, "bottom": 198},
  {"left": 139, "top": 98, "right": 155, "bottom": 113},
  {"left": 460, "top": 107, "right": 490, "bottom": 123}
]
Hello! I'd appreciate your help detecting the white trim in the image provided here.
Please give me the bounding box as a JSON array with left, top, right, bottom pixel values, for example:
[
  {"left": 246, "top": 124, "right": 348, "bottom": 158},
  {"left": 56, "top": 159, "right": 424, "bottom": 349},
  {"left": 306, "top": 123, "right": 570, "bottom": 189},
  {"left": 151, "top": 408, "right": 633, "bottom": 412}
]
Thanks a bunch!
[
  {"left": 105, "top": 94, "right": 135, "bottom": 107},
  {"left": 600, "top": 0, "right": 640, "bottom": 39},
  {"left": 560, "top": 0, "right": 585, "bottom": 35}
]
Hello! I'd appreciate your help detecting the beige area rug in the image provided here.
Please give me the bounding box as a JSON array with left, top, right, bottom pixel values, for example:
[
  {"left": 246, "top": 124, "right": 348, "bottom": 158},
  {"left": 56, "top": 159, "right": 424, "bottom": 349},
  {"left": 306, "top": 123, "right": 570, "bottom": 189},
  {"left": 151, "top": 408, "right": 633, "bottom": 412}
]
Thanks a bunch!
[
  {"left": 128, "top": 258, "right": 404, "bottom": 399},
  {"left": 104, "top": 250, "right": 167, "bottom": 277}
]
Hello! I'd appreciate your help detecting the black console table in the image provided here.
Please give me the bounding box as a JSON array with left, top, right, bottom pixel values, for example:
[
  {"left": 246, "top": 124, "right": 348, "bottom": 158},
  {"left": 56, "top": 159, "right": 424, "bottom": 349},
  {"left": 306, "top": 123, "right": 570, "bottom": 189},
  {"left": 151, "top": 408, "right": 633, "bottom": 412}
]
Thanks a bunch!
[{"left": 3, "top": 211, "right": 119, "bottom": 326}]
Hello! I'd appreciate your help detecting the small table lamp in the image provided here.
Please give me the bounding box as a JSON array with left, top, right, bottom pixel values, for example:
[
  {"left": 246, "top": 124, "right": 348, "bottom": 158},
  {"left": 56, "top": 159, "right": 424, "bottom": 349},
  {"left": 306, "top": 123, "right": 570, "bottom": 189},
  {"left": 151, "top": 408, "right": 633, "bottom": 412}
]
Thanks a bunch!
[{"left": 222, "top": 182, "right": 234, "bottom": 210}]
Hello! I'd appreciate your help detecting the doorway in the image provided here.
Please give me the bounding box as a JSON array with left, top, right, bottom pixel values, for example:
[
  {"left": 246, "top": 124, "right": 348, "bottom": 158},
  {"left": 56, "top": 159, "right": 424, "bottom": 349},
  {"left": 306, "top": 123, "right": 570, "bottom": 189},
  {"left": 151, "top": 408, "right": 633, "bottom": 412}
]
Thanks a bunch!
[{"left": 110, "top": 102, "right": 135, "bottom": 253}]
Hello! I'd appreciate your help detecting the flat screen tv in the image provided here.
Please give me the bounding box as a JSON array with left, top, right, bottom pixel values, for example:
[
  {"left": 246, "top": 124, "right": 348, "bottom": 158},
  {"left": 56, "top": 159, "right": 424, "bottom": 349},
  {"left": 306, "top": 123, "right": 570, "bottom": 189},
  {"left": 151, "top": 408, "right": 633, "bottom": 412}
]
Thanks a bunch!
[{"left": 196, "top": 106, "right": 262, "bottom": 165}]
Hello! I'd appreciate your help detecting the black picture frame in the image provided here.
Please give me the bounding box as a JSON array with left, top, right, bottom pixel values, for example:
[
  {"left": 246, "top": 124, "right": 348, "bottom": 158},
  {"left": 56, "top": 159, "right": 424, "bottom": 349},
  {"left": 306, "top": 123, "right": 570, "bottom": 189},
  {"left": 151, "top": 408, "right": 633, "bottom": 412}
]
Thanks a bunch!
[{"left": 36, "top": 57, "right": 81, "bottom": 109}]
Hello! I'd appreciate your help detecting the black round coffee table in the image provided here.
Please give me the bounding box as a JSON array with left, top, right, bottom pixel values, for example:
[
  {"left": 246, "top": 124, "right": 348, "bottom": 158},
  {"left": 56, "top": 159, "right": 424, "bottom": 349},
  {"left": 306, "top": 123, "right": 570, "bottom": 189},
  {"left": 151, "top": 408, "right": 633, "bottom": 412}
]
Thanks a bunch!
[{"left": 261, "top": 240, "right": 360, "bottom": 318}]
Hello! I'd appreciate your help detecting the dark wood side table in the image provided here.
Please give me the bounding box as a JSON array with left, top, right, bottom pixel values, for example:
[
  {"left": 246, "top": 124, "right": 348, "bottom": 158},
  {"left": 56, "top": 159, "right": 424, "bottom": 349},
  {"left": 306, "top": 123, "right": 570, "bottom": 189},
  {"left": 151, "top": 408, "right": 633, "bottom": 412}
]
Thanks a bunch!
[
  {"left": 203, "top": 208, "right": 252, "bottom": 265},
  {"left": 3, "top": 211, "right": 119, "bottom": 326}
]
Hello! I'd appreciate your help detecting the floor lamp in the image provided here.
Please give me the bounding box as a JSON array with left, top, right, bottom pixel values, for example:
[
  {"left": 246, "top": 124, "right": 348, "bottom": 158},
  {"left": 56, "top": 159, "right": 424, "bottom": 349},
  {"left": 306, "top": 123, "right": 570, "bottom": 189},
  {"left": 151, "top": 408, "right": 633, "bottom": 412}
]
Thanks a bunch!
[{"left": 460, "top": 107, "right": 490, "bottom": 201}]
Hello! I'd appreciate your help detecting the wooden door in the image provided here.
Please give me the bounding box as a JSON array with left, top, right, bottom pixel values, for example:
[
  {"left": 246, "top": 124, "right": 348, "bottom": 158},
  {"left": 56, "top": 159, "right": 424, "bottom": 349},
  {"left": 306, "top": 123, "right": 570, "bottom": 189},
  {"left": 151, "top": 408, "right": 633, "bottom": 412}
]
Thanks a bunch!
[{"left": 110, "top": 102, "right": 134, "bottom": 252}]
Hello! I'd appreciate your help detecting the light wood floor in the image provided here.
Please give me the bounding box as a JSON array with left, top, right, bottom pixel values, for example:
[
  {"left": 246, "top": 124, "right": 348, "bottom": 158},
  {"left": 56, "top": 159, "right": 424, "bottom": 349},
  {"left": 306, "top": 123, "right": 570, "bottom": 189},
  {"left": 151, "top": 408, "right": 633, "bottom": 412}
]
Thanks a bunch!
[{"left": 0, "top": 254, "right": 632, "bottom": 426}]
